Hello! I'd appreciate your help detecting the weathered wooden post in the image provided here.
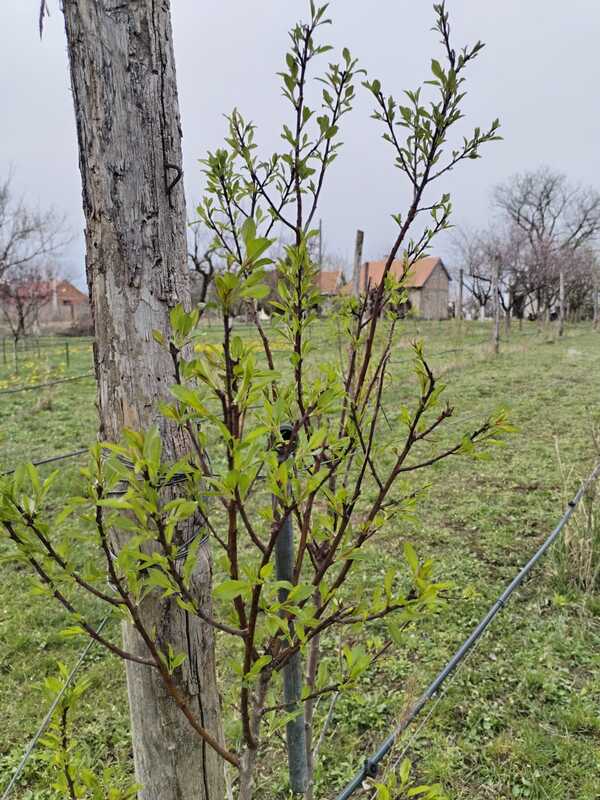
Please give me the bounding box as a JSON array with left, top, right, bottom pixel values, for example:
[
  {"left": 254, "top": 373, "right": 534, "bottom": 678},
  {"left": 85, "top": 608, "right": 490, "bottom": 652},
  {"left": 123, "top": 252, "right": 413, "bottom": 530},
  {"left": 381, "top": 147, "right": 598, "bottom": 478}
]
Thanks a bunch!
[
  {"left": 505, "top": 287, "right": 512, "bottom": 335},
  {"left": 457, "top": 267, "right": 463, "bottom": 322},
  {"left": 275, "top": 422, "right": 308, "bottom": 795},
  {"left": 593, "top": 276, "right": 599, "bottom": 331},
  {"left": 492, "top": 259, "right": 500, "bottom": 354},
  {"left": 558, "top": 268, "right": 565, "bottom": 337},
  {"left": 61, "top": 3, "right": 225, "bottom": 796},
  {"left": 2, "top": 337, "right": 6, "bottom": 366},
  {"left": 318, "top": 218, "right": 323, "bottom": 272},
  {"left": 65, "top": 341, "right": 70, "bottom": 369},
  {"left": 352, "top": 230, "right": 364, "bottom": 298}
]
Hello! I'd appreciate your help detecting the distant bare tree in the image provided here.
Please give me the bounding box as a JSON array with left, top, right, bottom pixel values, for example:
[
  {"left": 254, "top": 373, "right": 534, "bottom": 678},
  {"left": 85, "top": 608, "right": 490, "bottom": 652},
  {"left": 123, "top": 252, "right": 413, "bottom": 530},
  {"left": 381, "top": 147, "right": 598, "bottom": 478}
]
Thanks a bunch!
[
  {"left": 561, "top": 247, "right": 599, "bottom": 321},
  {"left": 188, "top": 223, "right": 219, "bottom": 304},
  {"left": 494, "top": 168, "right": 600, "bottom": 319},
  {"left": 451, "top": 227, "right": 492, "bottom": 318},
  {"left": 0, "top": 264, "right": 55, "bottom": 343},
  {"left": 0, "top": 174, "right": 68, "bottom": 281}
]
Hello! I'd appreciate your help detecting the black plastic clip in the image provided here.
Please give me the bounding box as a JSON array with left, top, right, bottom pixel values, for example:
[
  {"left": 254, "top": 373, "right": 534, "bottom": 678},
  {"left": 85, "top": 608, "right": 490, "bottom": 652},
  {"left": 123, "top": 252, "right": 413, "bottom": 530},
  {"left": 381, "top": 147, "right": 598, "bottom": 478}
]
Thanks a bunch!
[{"left": 364, "top": 758, "right": 379, "bottom": 779}]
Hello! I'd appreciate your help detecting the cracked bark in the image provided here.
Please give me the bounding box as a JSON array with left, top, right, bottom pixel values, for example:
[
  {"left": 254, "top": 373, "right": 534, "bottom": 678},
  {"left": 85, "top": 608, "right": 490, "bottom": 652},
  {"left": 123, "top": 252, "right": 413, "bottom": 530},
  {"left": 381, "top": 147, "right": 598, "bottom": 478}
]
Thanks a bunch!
[{"left": 61, "top": 2, "right": 224, "bottom": 797}]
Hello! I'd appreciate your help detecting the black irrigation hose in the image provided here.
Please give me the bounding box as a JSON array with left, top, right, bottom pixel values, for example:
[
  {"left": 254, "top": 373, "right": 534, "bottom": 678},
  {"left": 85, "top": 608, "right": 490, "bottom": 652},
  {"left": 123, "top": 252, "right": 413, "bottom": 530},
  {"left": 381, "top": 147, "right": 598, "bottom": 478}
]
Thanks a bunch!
[
  {"left": 333, "top": 458, "right": 600, "bottom": 800},
  {"left": 0, "top": 372, "right": 95, "bottom": 396}
]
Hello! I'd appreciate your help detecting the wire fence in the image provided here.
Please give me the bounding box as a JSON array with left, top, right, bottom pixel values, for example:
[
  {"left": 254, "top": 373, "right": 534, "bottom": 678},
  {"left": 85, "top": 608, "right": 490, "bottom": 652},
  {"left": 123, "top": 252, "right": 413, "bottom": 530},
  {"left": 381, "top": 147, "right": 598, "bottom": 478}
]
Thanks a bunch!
[
  {"left": 1, "top": 449, "right": 90, "bottom": 477},
  {"left": 0, "top": 372, "right": 95, "bottom": 396},
  {"left": 0, "top": 337, "right": 94, "bottom": 376},
  {"left": 1, "top": 323, "right": 595, "bottom": 475}
]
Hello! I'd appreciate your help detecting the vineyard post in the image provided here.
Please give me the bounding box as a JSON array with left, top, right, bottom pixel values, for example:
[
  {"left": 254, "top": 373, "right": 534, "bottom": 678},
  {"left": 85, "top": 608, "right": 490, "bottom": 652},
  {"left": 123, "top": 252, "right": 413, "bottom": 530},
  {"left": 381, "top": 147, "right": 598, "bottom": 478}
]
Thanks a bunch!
[
  {"left": 274, "top": 422, "right": 308, "bottom": 794},
  {"left": 318, "top": 218, "right": 323, "bottom": 272},
  {"left": 492, "top": 258, "right": 500, "bottom": 354},
  {"left": 558, "top": 268, "right": 565, "bottom": 337},
  {"left": 352, "top": 229, "right": 364, "bottom": 298}
]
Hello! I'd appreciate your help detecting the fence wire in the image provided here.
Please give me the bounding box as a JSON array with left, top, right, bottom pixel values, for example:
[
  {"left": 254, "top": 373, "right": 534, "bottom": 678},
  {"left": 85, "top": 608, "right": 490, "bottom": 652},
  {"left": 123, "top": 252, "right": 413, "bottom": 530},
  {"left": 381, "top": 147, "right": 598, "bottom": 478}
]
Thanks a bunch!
[
  {"left": 0, "top": 372, "right": 95, "bottom": 396},
  {"left": 1, "top": 449, "right": 89, "bottom": 477}
]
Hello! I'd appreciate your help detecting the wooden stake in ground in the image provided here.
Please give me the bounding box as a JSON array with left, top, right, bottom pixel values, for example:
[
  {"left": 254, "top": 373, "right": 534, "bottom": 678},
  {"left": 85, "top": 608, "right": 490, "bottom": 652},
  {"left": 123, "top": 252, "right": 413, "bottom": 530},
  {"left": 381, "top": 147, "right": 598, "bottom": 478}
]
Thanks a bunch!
[
  {"left": 318, "top": 218, "right": 323, "bottom": 272},
  {"left": 61, "top": 3, "right": 224, "bottom": 798},
  {"left": 352, "top": 230, "right": 364, "bottom": 298},
  {"left": 457, "top": 267, "right": 463, "bottom": 321},
  {"left": 558, "top": 267, "right": 565, "bottom": 337},
  {"left": 492, "top": 258, "right": 500, "bottom": 354},
  {"left": 593, "top": 274, "right": 599, "bottom": 331}
]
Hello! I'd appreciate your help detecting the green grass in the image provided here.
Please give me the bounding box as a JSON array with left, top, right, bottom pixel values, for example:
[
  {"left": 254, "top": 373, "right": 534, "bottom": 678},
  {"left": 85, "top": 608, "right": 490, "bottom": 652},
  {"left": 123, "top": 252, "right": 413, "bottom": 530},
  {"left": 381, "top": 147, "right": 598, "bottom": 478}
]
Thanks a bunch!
[{"left": 1, "top": 322, "right": 599, "bottom": 799}]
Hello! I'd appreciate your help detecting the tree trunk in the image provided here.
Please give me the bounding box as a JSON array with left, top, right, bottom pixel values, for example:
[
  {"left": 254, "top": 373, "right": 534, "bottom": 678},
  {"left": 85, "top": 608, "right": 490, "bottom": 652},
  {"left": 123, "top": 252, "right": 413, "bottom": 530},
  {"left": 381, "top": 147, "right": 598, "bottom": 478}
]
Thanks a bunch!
[{"left": 61, "top": 3, "right": 224, "bottom": 798}]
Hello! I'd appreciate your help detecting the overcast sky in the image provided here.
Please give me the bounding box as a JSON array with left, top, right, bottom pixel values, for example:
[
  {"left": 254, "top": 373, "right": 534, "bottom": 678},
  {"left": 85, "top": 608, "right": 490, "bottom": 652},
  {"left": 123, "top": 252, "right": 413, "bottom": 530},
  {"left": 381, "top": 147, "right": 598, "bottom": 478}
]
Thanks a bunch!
[{"left": 1, "top": 1, "right": 599, "bottom": 287}]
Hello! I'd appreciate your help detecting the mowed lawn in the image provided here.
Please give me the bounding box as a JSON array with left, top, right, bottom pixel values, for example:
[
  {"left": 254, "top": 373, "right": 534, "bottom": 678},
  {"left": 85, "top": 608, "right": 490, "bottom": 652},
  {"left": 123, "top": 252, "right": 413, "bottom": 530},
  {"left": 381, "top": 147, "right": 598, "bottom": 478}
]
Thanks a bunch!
[{"left": 1, "top": 321, "right": 599, "bottom": 799}]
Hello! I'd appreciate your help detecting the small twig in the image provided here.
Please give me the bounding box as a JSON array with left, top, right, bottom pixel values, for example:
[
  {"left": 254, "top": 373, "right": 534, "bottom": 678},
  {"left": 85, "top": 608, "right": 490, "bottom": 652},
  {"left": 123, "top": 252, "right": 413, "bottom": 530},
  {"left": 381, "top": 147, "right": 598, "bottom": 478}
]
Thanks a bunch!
[{"left": 38, "top": 0, "right": 49, "bottom": 38}]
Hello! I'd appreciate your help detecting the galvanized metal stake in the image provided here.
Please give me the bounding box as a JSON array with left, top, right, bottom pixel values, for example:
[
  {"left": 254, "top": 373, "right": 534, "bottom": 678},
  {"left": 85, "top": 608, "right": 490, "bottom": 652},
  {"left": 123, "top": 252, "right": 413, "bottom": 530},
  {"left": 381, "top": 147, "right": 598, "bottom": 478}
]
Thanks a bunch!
[{"left": 275, "top": 423, "right": 308, "bottom": 795}]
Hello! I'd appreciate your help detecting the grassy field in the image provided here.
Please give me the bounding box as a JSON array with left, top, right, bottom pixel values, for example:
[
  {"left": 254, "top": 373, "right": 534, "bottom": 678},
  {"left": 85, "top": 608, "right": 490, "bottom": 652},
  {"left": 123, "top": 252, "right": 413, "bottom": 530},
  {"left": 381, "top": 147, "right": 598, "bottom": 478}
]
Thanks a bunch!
[{"left": 1, "top": 321, "right": 599, "bottom": 799}]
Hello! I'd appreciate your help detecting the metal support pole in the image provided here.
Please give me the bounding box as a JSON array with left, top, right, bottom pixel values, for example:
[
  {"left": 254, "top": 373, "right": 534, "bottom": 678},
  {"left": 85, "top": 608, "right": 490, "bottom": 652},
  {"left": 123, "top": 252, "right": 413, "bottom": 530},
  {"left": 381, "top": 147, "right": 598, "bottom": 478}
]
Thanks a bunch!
[
  {"left": 275, "top": 423, "right": 308, "bottom": 795},
  {"left": 352, "top": 230, "right": 364, "bottom": 298},
  {"left": 457, "top": 268, "right": 463, "bottom": 321},
  {"left": 558, "top": 268, "right": 565, "bottom": 337}
]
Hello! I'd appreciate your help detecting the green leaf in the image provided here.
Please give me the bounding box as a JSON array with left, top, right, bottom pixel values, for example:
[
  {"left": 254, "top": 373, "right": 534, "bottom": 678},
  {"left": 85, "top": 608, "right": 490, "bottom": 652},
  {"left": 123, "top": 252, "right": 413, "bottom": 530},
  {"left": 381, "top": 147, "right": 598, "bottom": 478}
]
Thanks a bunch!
[
  {"left": 142, "top": 426, "right": 162, "bottom": 472},
  {"left": 404, "top": 541, "right": 419, "bottom": 576},
  {"left": 214, "top": 579, "right": 249, "bottom": 601},
  {"left": 399, "top": 757, "right": 411, "bottom": 785}
]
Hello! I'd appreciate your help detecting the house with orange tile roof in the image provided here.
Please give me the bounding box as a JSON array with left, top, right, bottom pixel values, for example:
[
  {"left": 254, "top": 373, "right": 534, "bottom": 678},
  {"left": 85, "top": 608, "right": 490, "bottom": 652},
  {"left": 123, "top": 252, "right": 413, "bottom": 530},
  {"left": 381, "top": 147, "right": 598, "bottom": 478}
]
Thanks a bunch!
[
  {"left": 345, "top": 256, "right": 451, "bottom": 319},
  {"left": 316, "top": 269, "right": 344, "bottom": 297}
]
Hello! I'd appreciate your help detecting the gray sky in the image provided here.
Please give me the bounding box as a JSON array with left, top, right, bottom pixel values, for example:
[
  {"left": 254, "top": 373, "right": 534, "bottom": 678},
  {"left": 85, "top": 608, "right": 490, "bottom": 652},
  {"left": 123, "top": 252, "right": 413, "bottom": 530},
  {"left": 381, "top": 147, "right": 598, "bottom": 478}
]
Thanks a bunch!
[{"left": 1, "top": 1, "right": 599, "bottom": 287}]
